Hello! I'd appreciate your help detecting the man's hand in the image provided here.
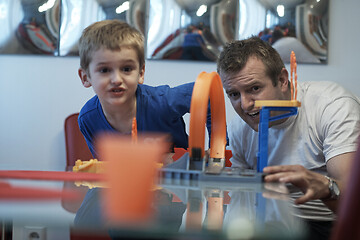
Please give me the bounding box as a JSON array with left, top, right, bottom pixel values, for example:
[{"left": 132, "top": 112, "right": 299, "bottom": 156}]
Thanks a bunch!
[
  {"left": 262, "top": 152, "right": 355, "bottom": 213},
  {"left": 262, "top": 182, "right": 290, "bottom": 201},
  {"left": 263, "top": 165, "right": 330, "bottom": 205}
]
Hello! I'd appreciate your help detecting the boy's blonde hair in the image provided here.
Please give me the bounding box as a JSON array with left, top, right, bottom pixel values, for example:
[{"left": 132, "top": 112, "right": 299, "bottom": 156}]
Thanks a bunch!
[{"left": 79, "top": 19, "right": 145, "bottom": 74}]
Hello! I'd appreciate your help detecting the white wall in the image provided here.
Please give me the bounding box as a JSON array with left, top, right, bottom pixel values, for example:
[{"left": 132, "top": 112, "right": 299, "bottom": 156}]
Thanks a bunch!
[{"left": 0, "top": 0, "right": 359, "bottom": 171}]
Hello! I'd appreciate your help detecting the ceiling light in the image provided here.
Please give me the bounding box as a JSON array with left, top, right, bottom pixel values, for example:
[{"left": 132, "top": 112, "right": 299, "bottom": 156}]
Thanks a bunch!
[
  {"left": 277, "top": 4, "right": 284, "bottom": 17},
  {"left": 116, "top": 1, "right": 129, "bottom": 14},
  {"left": 38, "top": 0, "right": 56, "bottom": 13},
  {"left": 196, "top": 5, "right": 207, "bottom": 17}
]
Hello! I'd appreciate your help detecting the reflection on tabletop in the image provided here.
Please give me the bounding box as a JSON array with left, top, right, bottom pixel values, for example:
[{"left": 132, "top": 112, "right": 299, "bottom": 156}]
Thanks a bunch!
[
  {"left": 73, "top": 181, "right": 306, "bottom": 239},
  {"left": 0, "top": 175, "right": 307, "bottom": 239}
]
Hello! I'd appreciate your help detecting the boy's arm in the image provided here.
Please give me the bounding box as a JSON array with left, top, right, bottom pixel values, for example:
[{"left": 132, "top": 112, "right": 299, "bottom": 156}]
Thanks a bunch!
[
  {"left": 166, "top": 82, "right": 194, "bottom": 116},
  {"left": 78, "top": 117, "right": 97, "bottom": 158},
  {"left": 166, "top": 82, "right": 212, "bottom": 139}
]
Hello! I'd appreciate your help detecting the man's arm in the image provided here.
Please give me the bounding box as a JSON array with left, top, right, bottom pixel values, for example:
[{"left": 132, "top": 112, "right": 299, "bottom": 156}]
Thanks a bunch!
[
  {"left": 263, "top": 152, "right": 355, "bottom": 213},
  {"left": 323, "top": 152, "right": 355, "bottom": 212}
]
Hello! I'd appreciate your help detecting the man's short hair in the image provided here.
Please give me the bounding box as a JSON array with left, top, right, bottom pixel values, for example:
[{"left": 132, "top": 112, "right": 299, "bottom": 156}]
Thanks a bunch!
[{"left": 217, "top": 36, "right": 285, "bottom": 86}]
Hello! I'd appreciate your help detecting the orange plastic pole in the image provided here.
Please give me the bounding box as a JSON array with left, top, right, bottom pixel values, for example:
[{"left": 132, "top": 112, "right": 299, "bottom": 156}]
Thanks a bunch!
[
  {"left": 207, "top": 196, "right": 224, "bottom": 230},
  {"left": 131, "top": 117, "right": 137, "bottom": 143},
  {"left": 185, "top": 201, "right": 203, "bottom": 230},
  {"left": 290, "top": 51, "right": 295, "bottom": 100},
  {"left": 295, "top": 60, "right": 298, "bottom": 100},
  {"left": 290, "top": 51, "right": 298, "bottom": 101}
]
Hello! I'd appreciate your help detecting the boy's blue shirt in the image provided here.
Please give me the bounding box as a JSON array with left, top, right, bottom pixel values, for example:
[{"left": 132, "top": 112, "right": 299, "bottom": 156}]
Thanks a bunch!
[{"left": 78, "top": 82, "right": 211, "bottom": 158}]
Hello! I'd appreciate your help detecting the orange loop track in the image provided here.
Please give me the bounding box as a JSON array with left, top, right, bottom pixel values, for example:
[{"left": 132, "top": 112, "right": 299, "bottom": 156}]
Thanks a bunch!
[{"left": 188, "top": 72, "right": 227, "bottom": 160}]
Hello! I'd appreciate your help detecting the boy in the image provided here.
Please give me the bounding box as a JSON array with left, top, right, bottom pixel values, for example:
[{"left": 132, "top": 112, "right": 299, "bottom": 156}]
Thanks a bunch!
[
  {"left": 77, "top": 19, "right": 209, "bottom": 158},
  {"left": 75, "top": 19, "right": 213, "bottom": 227}
]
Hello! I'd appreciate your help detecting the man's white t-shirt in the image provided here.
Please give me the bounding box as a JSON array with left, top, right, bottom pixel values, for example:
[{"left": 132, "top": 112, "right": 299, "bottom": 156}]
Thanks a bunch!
[{"left": 228, "top": 81, "right": 360, "bottom": 220}]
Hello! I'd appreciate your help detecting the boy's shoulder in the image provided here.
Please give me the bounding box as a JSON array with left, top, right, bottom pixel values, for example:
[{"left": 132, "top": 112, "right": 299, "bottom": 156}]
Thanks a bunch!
[
  {"left": 79, "top": 95, "right": 100, "bottom": 118},
  {"left": 138, "top": 83, "right": 169, "bottom": 92},
  {"left": 138, "top": 82, "right": 194, "bottom": 96},
  {"left": 137, "top": 84, "right": 170, "bottom": 97}
]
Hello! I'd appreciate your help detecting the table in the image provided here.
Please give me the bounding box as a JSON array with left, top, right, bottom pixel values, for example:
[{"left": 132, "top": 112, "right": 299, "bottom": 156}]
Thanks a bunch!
[{"left": 0, "top": 175, "right": 307, "bottom": 240}]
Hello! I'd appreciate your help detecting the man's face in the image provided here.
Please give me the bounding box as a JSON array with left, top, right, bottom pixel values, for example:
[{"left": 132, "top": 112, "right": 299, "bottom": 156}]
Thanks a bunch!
[{"left": 221, "top": 56, "right": 289, "bottom": 131}]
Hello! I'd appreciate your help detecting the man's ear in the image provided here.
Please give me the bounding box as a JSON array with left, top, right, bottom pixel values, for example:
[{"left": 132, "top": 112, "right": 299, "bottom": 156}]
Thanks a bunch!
[
  {"left": 138, "top": 64, "right": 145, "bottom": 85},
  {"left": 278, "top": 67, "right": 289, "bottom": 92},
  {"left": 78, "top": 68, "right": 92, "bottom": 88}
]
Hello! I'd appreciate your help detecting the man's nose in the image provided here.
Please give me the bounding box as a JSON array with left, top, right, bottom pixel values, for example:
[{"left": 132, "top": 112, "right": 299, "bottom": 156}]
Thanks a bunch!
[{"left": 241, "top": 94, "right": 254, "bottom": 111}]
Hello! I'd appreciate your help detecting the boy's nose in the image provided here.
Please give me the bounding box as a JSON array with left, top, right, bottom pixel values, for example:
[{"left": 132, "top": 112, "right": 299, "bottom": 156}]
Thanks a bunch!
[{"left": 111, "top": 71, "right": 123, "bottom": 85}]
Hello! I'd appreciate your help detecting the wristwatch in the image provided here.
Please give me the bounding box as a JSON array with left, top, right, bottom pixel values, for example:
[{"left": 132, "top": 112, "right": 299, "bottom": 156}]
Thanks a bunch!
[{"left": 323, "top": 176, "right": 340, "bottom": 200}]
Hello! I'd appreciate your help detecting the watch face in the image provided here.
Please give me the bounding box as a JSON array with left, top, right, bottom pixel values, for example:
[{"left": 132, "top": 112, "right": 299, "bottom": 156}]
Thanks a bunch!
[{"left": 333, "top": 181, "right": 340, "bottom": 196}]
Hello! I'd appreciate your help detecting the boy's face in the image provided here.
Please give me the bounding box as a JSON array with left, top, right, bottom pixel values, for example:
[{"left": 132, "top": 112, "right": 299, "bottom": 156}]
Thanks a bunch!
[
  {"left": 79, "top": 47, "right": 144, "bottom": 109},
  {"left": 221, "top": 56, "right": 289, "bottom": 131}
]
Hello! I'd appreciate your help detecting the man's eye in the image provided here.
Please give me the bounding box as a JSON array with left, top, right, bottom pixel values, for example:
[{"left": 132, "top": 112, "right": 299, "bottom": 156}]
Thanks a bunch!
[
  {"left": 251, "top": 86, "right": 260, "bottom": 92},
  {"left": 228, "top": 92, "right": 240, "bottom": 98}
]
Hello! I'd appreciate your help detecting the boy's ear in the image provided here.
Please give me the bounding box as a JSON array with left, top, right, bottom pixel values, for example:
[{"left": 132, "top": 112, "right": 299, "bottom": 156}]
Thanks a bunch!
[
  {"left": 138, "top": 64, "right": 145, "bottom": 85},
  {"left": 78, "top": 68, "right": 92, "bottom": 88}
]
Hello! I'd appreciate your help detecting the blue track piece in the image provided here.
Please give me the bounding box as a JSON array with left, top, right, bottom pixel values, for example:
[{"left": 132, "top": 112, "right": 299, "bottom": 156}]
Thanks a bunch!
[
  {"left": 257, "top": 106, "right": 298, "bottom": 172},
  {"left": 159, "top": 152, "right": 264, "bottom": 184}
]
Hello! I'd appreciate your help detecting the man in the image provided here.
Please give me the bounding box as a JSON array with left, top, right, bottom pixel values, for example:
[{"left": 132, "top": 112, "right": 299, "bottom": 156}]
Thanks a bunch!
[{"left": 217, "top": 36, "right": 360, "bottom": 239}]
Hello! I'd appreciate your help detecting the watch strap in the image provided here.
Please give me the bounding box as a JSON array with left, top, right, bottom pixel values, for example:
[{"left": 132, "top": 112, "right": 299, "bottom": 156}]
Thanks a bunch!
[{"left": 322, "top": 175, "right": 340, "bottom": 201}]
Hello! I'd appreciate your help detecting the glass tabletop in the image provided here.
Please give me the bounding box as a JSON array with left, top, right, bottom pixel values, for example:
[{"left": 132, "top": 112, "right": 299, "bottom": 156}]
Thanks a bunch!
[{"left": 0, "top": 177, "right": 307, "bottom": 240}]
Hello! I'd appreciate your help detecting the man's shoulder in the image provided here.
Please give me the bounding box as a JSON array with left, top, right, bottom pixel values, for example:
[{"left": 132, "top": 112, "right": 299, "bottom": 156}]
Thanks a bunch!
[
  {"left": 301, "top": 81, "right": 347, "bottom": 93},
  {"left": 300, "top": 81, "right": 359, "bottom": 102},
  {"left": 299, "top": 81, "right": 360, "bottom": 122}
]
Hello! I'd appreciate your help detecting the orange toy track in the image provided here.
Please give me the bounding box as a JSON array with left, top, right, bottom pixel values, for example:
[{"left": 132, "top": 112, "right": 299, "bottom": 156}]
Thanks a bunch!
[{"left": 188, "top": 71, "right": 227, "bottom": 160}]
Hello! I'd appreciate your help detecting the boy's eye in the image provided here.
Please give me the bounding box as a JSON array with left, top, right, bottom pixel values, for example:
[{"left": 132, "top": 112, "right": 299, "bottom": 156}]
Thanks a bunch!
[
  {"left": 122, "top": 67, "right": 133, "bottom": 72},
  {"left": 99, "top": 67, "right": 110, "bottom": 73}
]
